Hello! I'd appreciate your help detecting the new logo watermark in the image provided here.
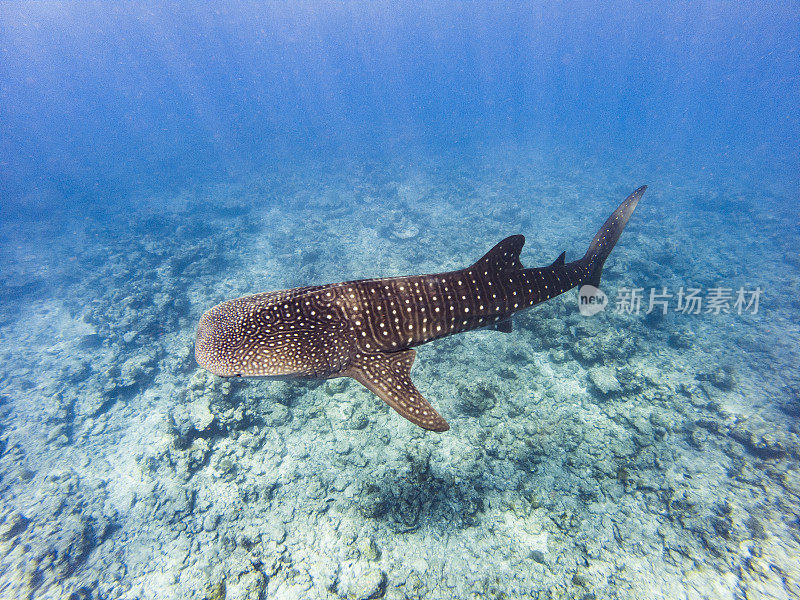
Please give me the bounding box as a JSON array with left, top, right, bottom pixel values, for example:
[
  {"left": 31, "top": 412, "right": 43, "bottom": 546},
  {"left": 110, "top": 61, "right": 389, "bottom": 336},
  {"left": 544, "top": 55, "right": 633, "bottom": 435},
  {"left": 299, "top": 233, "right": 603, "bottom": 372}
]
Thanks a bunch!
[{"left": 578, "top": 285, "right": 608, "bottom": 316}]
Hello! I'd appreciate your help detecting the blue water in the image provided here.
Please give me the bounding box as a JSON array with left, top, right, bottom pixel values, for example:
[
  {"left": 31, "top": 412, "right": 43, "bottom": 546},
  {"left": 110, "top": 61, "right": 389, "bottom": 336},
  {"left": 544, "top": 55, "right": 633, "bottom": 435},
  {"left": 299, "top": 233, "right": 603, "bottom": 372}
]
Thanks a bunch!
[
  {"left": 3, "top": 2, "right": 798, "bottom": 211},
  {"left": 1, "top": 3, "right": 799, "bottom": 599}
]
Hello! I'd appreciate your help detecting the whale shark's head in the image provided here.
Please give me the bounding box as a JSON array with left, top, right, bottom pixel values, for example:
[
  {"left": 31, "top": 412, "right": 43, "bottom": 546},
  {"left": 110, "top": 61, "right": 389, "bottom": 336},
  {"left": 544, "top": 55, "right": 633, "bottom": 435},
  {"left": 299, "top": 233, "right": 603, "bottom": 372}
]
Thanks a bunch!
[
  {"left": 195, "top": 300, "right": 249, "bottom": 377},
  {"left": 195, "top": 291, "right": 351, "bottom": 379}
]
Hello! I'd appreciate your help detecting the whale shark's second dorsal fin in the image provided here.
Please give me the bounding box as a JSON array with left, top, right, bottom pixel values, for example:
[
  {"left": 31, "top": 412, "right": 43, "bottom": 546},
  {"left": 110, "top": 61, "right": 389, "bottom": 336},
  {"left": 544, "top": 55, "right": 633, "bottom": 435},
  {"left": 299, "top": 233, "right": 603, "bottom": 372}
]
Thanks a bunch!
[
  {"left": 550, "top": 251, "right": 566, "bottom": 268},
  {"left": 471, "top": 235, "right": 526, "bottom": 273}
]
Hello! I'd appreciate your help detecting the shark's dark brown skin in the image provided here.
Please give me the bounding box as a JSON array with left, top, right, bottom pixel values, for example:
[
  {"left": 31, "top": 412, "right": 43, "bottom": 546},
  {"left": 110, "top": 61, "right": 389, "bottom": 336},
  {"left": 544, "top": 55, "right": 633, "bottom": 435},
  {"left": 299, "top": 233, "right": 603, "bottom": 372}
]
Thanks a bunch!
[{"left": 196, "top": 186, "right": 646, "bottom": 432}]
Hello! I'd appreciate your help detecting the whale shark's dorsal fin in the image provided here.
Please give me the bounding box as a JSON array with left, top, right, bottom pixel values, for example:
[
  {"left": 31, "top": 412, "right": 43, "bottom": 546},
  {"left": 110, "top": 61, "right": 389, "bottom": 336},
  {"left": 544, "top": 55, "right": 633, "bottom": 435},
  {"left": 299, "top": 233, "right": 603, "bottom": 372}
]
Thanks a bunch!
[
  {"left": 343, "top": 349, "right": 449, "bottom": 432},
  {"left": 471, "top": 235, "right": 526, "bottom": 273}
]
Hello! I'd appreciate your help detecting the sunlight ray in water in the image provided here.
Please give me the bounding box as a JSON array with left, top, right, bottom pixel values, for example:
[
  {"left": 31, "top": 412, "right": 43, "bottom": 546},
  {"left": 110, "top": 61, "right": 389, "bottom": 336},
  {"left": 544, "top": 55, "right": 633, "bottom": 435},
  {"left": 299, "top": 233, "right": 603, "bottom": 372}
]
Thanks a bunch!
[{"left": 0, "top": 3, "right": 798, "bottom": 599}]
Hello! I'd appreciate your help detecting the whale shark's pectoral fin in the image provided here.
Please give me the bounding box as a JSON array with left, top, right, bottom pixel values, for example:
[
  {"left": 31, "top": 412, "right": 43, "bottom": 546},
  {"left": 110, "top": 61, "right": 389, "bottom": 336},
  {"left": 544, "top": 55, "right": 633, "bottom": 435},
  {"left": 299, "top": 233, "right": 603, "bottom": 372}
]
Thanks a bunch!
[{"left": 343, "top": 349, "right": 449, "bottom": 432}]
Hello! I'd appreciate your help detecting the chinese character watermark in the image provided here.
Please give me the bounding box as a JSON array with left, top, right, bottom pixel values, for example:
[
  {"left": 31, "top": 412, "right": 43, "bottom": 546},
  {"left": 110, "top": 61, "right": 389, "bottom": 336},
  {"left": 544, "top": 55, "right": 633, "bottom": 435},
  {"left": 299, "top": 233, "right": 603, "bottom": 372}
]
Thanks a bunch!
[{"left": 578, "top": 285, "right": 762, "bottom": 316}]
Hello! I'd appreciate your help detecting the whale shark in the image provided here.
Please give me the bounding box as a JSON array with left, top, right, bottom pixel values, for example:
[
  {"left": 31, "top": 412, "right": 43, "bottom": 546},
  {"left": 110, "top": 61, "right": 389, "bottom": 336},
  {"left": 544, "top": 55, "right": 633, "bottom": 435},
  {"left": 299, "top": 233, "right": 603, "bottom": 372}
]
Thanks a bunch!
[{"left": 195, "top": 186, "right": 646, "bottom": 431}]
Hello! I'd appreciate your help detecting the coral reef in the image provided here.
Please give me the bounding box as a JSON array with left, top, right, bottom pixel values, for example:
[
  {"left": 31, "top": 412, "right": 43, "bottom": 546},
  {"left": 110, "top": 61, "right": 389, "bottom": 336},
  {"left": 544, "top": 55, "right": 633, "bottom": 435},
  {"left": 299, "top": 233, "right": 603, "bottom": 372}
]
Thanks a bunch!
[{"left": 0, "top": 155, "right": 798, "bottom": 599}]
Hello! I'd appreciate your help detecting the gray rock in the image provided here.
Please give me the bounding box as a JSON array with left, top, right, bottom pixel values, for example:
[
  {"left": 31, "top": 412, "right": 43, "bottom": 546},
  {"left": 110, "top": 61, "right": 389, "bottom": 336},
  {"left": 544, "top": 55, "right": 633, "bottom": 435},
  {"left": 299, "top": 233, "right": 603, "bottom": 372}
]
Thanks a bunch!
[
  {"left": 349, "top": 412, "right": 369, "bottom": 430},
  {"left": 265, "top": 522, "right": 286, "bottom": 544},
  {"left": 0, "top": 511, "right": 29, "bottom": 541},
  {"left": 531, "top": 549, "right": 546, "bottom": 564},
  {"left": 228, "top": 569, "right": 266, "bottom": 600},
  {"left": 589, "top": 367, "right": 622, "bottom": 396},
  {"left": 157, "top": 482, "right": 195, "bottom": 521},
  {"left": 324, "top": 379, "right": 349, "bottom": 395},
  {"left": 710, "top": 366, "right": 736, "bottom": 390},
  {"left": 333, "top": 439, "right": 352, "bottom": 455},
  {"left": 189, "top": 398, "right": 214, "bottom": 432},
  {"left": 78, "top": 333, "right": 102, "bottom": 349},
  {"left": 778, "top": 388, "right": 800, "bottom": 418},
  {"left": 457, "top": 380, "right": 498, "bottom": 416},
  {"left": 218, "top": 405, "right": 248, "bottom": 431},
  {"left": 357, "top": 483, "right": 387, "bottom": 518},
  {"left": 266, "top": 404, "right": 290, "bottom": 427},
  {"left": 46, "top": 424, "right": 70, "bottom": 445},
  {"left": 203, "top": 512, "right": 220, "bottom": 532},
  {"left": 204, "top": 580, "right": 226, "bottom": 600},
  {"left": 452, "top": 445, "right": 484, "bottom": 480},
  {"left": 215, "top": 456, "right": 237, "bottom": 481},
  {"left": 615, "top": 364, "right": 645, "bottom": 392},
  {"left": 51, "top": 513, "right": 96, "bottom": 577},
  {"left": 187, "top": 438, "right": 210, "bottom": 471},
  {"left": 729, "top": 420, "right": 787, "bottom": 459},
  {"left": 349, "top": 568, "right": 386, "bottom": 600},
  {"left": 668, "top": 328, "right": 695, "bottom": 349},
  {"left": 572, "top": 337, "right": 602, "bottom": 364},
  {"left": 170, "top": 409, "right": 195, "bottom": 449},
  {"left": 358, "top": 537, "right": 381, "bottom": 561},
  {"left": 630, "top": 415, "right": 655, "bottom": 446},
  {"left": 118, "top": 351, "right": 156, "bottom": 387}
]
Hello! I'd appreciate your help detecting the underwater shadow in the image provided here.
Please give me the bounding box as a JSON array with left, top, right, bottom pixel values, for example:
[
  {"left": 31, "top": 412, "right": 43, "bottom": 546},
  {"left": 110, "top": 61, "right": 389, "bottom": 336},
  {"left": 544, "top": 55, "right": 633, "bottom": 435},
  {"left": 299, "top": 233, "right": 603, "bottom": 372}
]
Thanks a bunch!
[{"left": 358, "top": 468, "right": 488, "bottom": 533}]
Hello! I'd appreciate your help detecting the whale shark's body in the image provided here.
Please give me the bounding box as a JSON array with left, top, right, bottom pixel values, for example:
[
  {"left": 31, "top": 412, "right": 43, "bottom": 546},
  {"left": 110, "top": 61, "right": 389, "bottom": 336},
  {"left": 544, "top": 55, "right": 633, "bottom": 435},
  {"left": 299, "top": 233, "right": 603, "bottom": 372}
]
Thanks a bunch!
[{"left": 196, "top": 186, "right": 646, "bottom": 431}]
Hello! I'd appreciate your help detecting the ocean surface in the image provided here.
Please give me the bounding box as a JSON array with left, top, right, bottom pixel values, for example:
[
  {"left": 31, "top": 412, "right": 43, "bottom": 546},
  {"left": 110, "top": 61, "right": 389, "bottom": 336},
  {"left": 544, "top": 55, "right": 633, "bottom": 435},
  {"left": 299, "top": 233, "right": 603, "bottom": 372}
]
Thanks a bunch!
[{"left": 1, "top": 3, "right": 799, "bottom": 599}]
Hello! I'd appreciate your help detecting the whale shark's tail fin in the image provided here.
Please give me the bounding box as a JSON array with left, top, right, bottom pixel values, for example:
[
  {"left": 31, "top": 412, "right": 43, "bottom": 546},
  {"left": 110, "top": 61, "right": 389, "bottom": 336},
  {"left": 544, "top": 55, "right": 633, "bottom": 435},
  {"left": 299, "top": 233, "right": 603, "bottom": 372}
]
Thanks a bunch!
[{"left": 581, "top": 185, "right": 647, "bottom": 288}]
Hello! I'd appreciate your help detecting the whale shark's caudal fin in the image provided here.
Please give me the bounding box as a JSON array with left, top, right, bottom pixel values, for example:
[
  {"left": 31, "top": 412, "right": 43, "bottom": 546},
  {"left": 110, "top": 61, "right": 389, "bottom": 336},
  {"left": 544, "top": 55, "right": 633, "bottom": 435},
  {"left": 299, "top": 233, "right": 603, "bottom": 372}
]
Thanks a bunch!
[{"left": 581, "top": 186, "right": 647, "bottom": 288}]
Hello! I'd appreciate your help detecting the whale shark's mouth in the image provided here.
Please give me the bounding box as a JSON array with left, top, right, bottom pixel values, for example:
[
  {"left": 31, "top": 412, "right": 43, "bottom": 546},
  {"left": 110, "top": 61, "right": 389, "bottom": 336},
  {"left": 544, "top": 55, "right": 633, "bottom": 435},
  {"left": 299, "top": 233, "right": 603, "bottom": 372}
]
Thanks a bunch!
[{"left": 194, "top": 306, "right": 238, "bottom": 377}]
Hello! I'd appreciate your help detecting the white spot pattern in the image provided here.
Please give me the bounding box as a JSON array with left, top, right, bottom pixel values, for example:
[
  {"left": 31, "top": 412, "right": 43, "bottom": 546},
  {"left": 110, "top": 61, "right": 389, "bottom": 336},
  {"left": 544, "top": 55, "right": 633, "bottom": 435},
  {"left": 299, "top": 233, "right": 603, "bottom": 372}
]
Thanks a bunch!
[{"left": 194, "top": 187, "right": 645, "bottom": 432}]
